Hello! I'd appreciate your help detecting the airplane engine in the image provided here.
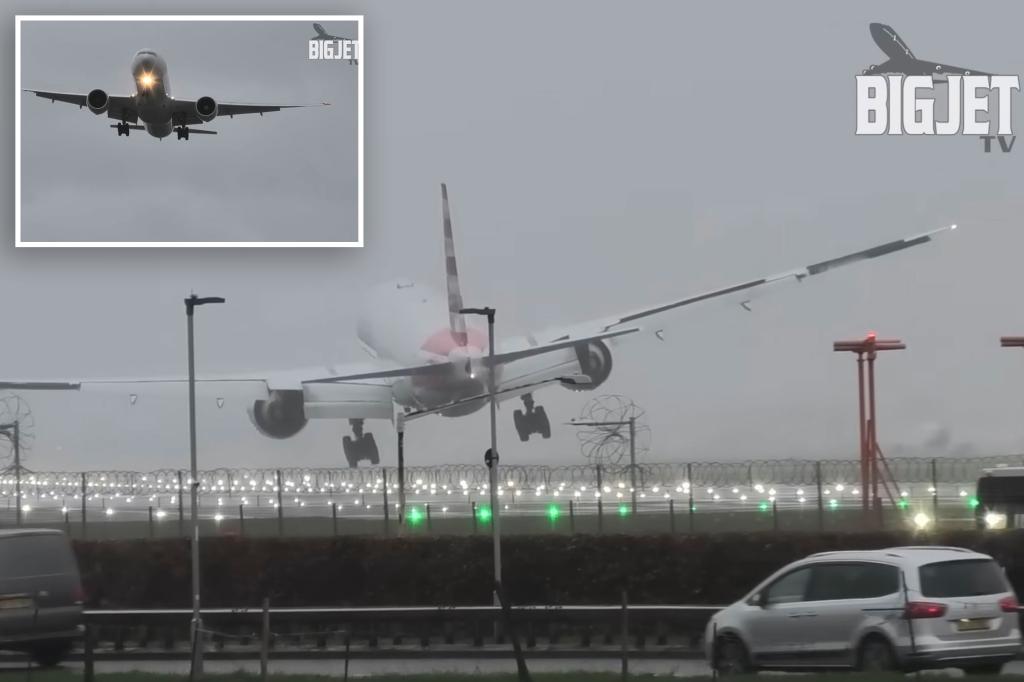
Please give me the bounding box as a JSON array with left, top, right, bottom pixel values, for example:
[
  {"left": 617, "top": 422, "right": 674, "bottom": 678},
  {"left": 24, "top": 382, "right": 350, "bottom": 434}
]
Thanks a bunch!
[
  {"left": 87, "top": 89, "right": 109, "bottom": 115},
  {"left": 569, "top": 340, "right": 612, "bottom": 391},
  {"left": 247, "top": 389, "right": 307, "bottom": 439},
  {"left": 194, "top": 96, "right": 218, "bottom": 122}
]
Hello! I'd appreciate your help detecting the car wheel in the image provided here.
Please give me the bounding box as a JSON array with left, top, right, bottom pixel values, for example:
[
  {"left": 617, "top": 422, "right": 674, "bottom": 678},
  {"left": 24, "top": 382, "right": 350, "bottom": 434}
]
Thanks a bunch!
[
  {"left": 963, "top": 663, "right": 1005, "bottom": 675},
  {"left": 31, "top": 640, "right": 72, "bottom": 668},
  {"left": 857, "top": 636, "right": 896, "bottom": 672},
  {"left": 714, "top": 636, "right": 752, "bottom": 676}
]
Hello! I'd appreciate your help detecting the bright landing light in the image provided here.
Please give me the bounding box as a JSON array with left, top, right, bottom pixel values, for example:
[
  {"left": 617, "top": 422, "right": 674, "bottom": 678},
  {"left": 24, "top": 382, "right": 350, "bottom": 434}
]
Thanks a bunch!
[{"left": 139, "top": 72, "right": 156, "bottom": 88}]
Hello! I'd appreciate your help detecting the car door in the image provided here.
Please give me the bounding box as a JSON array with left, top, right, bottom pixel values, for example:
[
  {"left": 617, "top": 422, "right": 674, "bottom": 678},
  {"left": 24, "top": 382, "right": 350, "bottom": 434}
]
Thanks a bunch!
[
  {"left": 796, "top": 562, "right": 901, "bottom": 665},
  {"left": 744, "top": 565, "right": 814, "bottom": 665}
]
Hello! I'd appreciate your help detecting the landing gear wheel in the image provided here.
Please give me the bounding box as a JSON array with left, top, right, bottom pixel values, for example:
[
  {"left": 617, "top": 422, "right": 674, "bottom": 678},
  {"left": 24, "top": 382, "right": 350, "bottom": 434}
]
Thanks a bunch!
[
  {"left": 513, "top": 410, "right": 528, "bottom": 442},
  {"left": 343, "top": 436, "right": 358, "bottom": 468},
  {"left": 176, "top": 126, "right": 190, "bottom": 140},
  {"left": 714, "top": 637, "right": 751, "bottom": 676},
  {"left": 857, "top": 636, "right": 896, "bottom": 672},
  {"left": 116, "top": 122, "right": 129, "bottom": 137},
  {"left": 535, "top": 406, "right": 551, "bottom": 439},
  {"left": 363, "top": 433, "right": 379, "bottom": 464}
]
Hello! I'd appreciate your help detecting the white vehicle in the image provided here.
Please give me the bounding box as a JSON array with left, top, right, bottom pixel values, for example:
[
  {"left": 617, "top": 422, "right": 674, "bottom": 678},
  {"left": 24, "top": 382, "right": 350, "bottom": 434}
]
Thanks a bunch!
[
  {"left": 24, "top": 50, "right": 327, "bottom": 140},
  {"left": 706, "top": 546, "right": 1021, "bottom": 674},
  {"left": 1, "top": 186, "right": 953, "bottom": 467}
]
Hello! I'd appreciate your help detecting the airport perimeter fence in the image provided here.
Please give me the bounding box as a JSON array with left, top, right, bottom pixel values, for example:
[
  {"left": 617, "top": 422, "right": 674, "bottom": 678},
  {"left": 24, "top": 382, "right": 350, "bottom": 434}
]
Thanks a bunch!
[{"left": 0, "top": 454, "right": 1019, "bottom": 536}]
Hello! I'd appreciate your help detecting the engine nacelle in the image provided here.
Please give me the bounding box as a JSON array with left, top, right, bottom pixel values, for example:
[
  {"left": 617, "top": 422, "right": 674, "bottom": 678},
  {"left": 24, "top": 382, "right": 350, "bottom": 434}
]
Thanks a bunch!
[
  {"left": 248, "top": 389, "right": 307, "bottom": 439},
  {"left": 87, "top": 89, "right": 109, "bottom": 115},
  {"left": 194, "top": 96, "right": 218, "bottom": 123},
  {"left": 569, "top": 340, "right": 613, "bottom": 391}
]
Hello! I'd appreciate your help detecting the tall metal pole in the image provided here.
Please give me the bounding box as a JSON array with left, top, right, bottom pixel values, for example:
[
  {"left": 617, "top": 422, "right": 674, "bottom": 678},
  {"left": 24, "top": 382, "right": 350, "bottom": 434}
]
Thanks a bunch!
[
  {"left": 628, "top": 417, "right": 637, "bottom": 514},
  {"left": 866, "top": 351, "right": 879, "bottom": 525},
  {"left": 486, "top": 311, "right": 502, "bottom": 593},
  {"left": 397, "top": 415, "right": 406, "bottom": 528},
  {"left": 13, "top": 422, "right": 21, "bottom": 527},
  {"left": 857, "top": 354, "right": 868, "bottom": 518},
  {"left": 186, "top": 302, "right": 202, "bottom": 676}
]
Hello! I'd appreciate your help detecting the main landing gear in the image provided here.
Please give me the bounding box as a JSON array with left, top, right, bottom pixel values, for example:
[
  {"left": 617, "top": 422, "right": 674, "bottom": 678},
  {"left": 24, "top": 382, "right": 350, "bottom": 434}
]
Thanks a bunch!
[
  {"left": 513, "top": 393, "right": 551, "bottom": 441},
  {"left": 175, "top": 126, "right": 190, "bottom": 140},
  {"left": 116, "top": 122, "right": 131, "bottom": 137},
  {"left": 343, "top": 419, "right": 379, "bottom": 468}
]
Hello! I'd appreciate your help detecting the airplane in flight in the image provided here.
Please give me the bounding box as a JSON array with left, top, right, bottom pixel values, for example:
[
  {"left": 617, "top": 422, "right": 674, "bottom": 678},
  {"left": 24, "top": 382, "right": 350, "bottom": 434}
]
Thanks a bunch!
[
  {"left": 24, "top": 49, "right": 329, "bottom": 140},
  {"left": 311, "top": 23, "right": 358, "bottom": 64},
  {"left": 1, "top": 185, "right": 955, "bottom": 467},
  {"left": 862, "top": 23, "right": 989, "bottom": 77}
]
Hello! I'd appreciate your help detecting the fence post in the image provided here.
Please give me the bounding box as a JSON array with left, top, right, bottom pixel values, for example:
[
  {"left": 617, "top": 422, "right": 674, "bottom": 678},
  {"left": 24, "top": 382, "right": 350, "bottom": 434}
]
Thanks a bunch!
[
  {"left": 596, "top": 464, "right": 604, "bottom": 534},
  {"left": 569, "top": 499, "right": 575, "bottom": 534},
  {"left": 669, "top": 499, "right": 676, "bottom": 534},
  {"left": 178, "top": 470, "right": 185, "bottom": 537},
  {"left": 81, "top": 473, "right": 88, "bottom": 540},
  {"left": 260, "top": 597, "right": 270, "bottom": 682},
  {"left": 687, "top": 463, "right": 694, "bottom": 533},
  {"left": 239, "top": 504, "right": 245, "bottom": 537},
  {"left": 275, "top": 469, "right": 284, "bottom": 537},
  {"left": 426, "top": 503, "right": 433, "bottom": 532},
  {"left": 772, "top": 498, "right": 779, "bottom": 532},
  {"left": 148, "top": 506, "right": 154, "bottom": 539},
  {"left": 931, "top": 458, "right": 939, "bottom": 526},
  {"left": 83, "top": 623, "right": 95, "bottom": 682},
  {"left": 620, "top": 590, "right": 629, "bottom": 681},
  {"left": 382, "top": 468, "right": 390, "bottom": 536},
  {"left": 332, "top": 502, "right": 338, "bottom": 537},
  {"left": 815, "top": 460, "right": 824, "bottom": 532},
  {"left": 471, "top": 501, "right": 478, "bottom": 534}
]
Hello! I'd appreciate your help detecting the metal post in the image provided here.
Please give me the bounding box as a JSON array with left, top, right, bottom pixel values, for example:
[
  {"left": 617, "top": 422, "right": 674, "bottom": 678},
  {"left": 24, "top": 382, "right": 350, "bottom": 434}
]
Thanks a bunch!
[
  {"left": 471, "top": 501, "right": 478, "bottom": 534},
  {"left": 332, "top": 502, "right": 338, "bottom": 537},
  {"left": 484, "top": 312, "right": 502, "bottom": 597},
  {"left": 857, "top": 353, "right": 868, "bottom": 518},
  {"left": 81, "top": 473, "right": 88, "bottom": 539},
  {"left": 426, "top": 502, "right": 432, "bottom": 531},
  {"left": 596, "top": 464, "right": 604, "bottom": 534},
  {"left": 931, "top": 458, "right": 939, "bottom": 525},
  {"left": 687, "top": 463, "right": 694, "bottom": 533},
  {"left": 867, "top": 352, "right": 880, "bottom": 527},
  {"left": 772, "top": 498, "right": 778, "bottom": 532},
  {"left": 13, "top": 422, "right": 21, "bottom": 527},
  {"left": 382, "top": 468, "right": 390, "bottom": 535},
  {"left": 239, "top": 504, "right": 245, "bottom": 537},
  {"left": 178, "top": 470, "right": 185, "bottom": 537},
  {"left": 260, "top": 597, "right": 270, "bottom": 682},
  {"left": 669, "top": 499, "right": 675, "bottom": 534},
  {"left": 629, "top": 417, "right": 637, "bottom": 514},
  {"left": 569, "top": 499, "right": 575, "bottom": 534},
  {"left": 620, "top": 590, "right": 629, "bottom": 681},
  {"left": 816, "top": 460, "right": 824, "bottom": 531},
  {"left": 148, "top": 506, "right": 154, "bottom": 539},
  {"left": 186, "top": 300, "right": 202, "bottom": 676},
  {"left": 397, "top": 417, "right": 407, "bottom": 527},
  {"left": 275, "top": 469, "right": 283, "bottom": 536}
]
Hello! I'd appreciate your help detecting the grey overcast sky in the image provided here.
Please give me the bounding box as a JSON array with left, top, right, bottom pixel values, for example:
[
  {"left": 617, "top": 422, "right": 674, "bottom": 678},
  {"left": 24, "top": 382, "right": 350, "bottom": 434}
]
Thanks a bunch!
[
  {"left": 0, "top": 0, "right": 1023, "bottom": 472},
  {"left": 19, "top": 18, "right": 358, "bottom": 243}
]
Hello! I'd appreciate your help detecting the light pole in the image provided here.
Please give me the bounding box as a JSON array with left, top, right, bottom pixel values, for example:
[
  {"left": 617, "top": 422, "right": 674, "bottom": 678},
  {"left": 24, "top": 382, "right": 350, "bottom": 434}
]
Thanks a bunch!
[
  {"left": 185, "top": 293, "right": 225, "bottom": 677},
  {"left": 0, "top": 421, "right": 21, "bottom": 526},
  {"left": 567, "top": 418, "right": 639, "bottom": 513},
  {"left": 459, "top": 306, "right": 501, "bottom": 592}
]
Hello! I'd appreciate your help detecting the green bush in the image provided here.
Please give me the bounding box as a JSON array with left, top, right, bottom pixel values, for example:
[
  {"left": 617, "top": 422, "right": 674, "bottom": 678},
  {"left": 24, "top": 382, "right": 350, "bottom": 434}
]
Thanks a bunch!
[{"left": 73, "top": 530, "right": 1024, "bottom": 608}]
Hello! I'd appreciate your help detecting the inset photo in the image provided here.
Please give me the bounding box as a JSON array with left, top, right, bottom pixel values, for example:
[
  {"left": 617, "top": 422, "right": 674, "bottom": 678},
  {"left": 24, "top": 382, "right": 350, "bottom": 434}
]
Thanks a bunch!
[{"left": 15, "top": 15, "right": 362, "bottom": 247}]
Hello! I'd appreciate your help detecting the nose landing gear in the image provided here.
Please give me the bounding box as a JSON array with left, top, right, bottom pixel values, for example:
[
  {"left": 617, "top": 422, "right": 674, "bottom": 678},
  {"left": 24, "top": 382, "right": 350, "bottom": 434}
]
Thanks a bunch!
[
  {"left": 513, "top": 393, "right": 551, "bottom": 441},
  {"left": 343, "top": 419, "right": 379, "bottom": 468}
]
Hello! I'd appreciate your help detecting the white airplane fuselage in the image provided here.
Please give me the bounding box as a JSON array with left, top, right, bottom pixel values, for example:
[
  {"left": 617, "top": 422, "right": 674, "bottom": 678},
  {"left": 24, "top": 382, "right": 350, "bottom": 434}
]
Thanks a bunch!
[
  {"left": 354, "top": 281, "right": 580, "bottom": 416},
  {"left": 130, "top": 50, "right": 175, "bottom": 138}
]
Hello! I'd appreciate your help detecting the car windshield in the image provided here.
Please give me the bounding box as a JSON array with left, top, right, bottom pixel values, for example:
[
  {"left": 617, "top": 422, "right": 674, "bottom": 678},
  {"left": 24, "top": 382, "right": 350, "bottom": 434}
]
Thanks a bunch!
[
  {"left": 0, "top": 534, "right": 77, "bottom": 578},
  {"left": 919, "top": 559, "right": 1007, "bottom": 598}
]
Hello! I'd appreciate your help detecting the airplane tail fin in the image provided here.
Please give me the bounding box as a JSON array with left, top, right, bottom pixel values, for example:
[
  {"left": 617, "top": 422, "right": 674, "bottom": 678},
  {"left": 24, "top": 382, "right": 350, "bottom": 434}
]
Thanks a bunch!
[
  {"left": 313, "top": 23, "right": 327, "bottom": 37},
  {"left": 440, "top": 183, "right": 468, "bottom": 347}
]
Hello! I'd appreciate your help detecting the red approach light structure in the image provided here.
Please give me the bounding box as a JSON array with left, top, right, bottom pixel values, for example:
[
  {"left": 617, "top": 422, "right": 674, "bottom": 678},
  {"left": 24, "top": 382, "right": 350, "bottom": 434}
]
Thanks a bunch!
[{"left": 833, "top": 332, "right": 906, "bottom": 526}]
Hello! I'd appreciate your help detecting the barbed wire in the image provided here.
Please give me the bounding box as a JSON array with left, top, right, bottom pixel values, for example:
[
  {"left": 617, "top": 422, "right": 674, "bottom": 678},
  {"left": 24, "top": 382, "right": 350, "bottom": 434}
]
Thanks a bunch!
[{"left": 0, "top": 455, "right": 1021, "bottom": 498}]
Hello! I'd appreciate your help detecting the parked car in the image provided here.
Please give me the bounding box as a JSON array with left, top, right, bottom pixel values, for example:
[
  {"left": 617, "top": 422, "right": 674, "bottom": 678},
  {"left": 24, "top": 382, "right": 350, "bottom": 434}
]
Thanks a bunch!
[
  {"left": 706, "top": 546, "right": 1021, "bottom": 675},
  {"left": 0, "top": 529, "right": 84, "bottom": 666}
]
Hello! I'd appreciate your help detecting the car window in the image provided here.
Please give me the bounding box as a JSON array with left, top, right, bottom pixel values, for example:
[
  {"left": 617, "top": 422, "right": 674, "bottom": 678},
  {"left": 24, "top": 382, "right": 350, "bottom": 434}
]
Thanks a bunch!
[
  {"left": 806, "top": 562, "right": 899, "bottom": 601},
  {"left": 919, "top": 559, "right": 1008, "bottom": 598},
  {"left": 765, "top": 567, "right": 811, "bottom": 605},
  {"left": 0, "top": 535, "right": 77, "bottom": 578}
]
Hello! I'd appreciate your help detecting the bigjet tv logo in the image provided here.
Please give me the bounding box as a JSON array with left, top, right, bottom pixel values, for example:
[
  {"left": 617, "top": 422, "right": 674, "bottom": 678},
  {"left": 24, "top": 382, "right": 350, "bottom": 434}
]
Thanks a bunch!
[
  {"left": 855, "top": 23, "right": 1019, "bottom": 152},
  {"left": 308, "top": 23, "right": 360, "bottom": 64}
]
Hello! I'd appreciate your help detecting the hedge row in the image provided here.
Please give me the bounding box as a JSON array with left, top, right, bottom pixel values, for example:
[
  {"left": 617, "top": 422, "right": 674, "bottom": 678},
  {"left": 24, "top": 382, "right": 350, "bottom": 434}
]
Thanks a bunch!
[{"left": 73, "top": 531, "right": 1024, "bottom": 609}]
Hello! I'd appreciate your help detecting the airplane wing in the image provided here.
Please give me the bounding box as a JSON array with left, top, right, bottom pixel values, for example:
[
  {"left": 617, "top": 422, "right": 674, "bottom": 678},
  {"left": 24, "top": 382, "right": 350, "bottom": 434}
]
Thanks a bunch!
[
  {"left": 927, "top": 62, "right": 990, "bottom": 77},
  {"left": 541, "top": 225, "right": 956, "bottom": 342},
  {"left": 169, "top": 99, "right": 329, "bottom": 125},
  {"left": 24, "top": 90, "right": 139, "bottom": 122}
]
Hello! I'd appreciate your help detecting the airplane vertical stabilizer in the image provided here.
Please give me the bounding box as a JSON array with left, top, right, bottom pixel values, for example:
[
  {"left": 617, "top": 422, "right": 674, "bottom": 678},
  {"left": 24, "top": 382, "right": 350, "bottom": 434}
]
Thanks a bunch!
[{"left": 440, "top": 183, "right": 468, "bottom": 347}]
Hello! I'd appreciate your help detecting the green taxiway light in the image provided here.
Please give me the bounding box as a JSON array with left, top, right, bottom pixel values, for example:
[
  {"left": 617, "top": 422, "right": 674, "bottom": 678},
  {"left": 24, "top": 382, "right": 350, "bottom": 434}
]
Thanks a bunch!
[
  {"left": 477, "top": 505, "right": 492, "bottom": 523},
  {"left": 407, "top": 507, "right": 424, "bottom": 526},
  {"left": 829, "top": 498, "right": 839, "bottom": 509},
  {"left": 758, "top": 501, "right": 769, "bottom": 513},
  {"left": 617, "top": 505, "right": 629, "bottom": 517},
  {"left": 897, "top": 499, "right": 909, "bottom": 510},
  {"left": 968, "top": 496, "right": 980, "bottom": 509},
  {"left": 546, "top": 504, "right": 560, "bottom": 521}
]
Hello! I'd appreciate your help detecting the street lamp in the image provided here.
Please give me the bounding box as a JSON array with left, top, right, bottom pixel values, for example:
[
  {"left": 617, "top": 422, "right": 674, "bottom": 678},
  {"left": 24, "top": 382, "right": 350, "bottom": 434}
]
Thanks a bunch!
[
  {"left": 458, "top": 306, "right": 501, "bottom": 592},
  {"left": 184, "top": 293, "right": 224, "bottom": 677},
  {"left": 567, "top": 418, "right": 639, "bottom": 513},
  {"left": 0, "top": 421, "right": 21, "bottom": 526}
]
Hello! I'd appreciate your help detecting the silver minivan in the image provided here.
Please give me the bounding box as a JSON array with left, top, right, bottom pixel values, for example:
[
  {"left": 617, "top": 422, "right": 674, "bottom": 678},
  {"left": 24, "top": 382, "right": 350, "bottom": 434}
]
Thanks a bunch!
[
  {"left": 0, "top": 529, "right": 84, "bottom": 666},
  {"left": 706, "top": 546, "right": 1021, "bottom": 674}
]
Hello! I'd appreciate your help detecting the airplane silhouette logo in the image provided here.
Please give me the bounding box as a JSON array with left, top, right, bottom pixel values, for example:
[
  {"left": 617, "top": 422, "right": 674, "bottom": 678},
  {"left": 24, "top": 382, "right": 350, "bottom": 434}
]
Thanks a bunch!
[{"left": 862, "top": 23, "right": 989, "bottom": 77}]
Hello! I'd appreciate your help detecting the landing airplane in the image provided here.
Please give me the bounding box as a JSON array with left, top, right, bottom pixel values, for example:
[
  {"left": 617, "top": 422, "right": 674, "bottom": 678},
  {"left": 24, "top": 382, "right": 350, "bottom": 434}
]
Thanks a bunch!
[
  {"left": 1, "top": 186, "right": 955, "bottom": 467},
  {"left": 24, "top": 49, "right": 329, "bottom": 140},
  {"left": 862, "top": 23, "right": 989, "bottom": 77}
]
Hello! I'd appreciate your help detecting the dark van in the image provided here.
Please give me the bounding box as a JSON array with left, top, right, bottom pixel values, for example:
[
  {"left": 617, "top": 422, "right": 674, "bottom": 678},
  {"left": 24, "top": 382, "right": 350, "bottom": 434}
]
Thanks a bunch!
[{"left": 0, "top": 529, "right": 83, "bottom": 666}]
